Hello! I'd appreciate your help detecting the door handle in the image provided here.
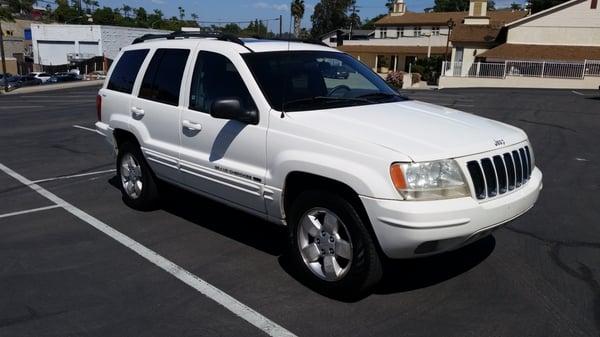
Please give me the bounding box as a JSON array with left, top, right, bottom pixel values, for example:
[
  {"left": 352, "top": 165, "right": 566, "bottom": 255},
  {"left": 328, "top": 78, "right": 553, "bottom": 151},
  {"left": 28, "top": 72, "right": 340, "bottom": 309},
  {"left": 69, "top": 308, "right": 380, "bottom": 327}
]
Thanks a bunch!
[
  {"left": 131, "top": 107, "right": 145, "bottom": 118},
  {"left": 182, "top": 120, "right": 202, "bottom": 131}
]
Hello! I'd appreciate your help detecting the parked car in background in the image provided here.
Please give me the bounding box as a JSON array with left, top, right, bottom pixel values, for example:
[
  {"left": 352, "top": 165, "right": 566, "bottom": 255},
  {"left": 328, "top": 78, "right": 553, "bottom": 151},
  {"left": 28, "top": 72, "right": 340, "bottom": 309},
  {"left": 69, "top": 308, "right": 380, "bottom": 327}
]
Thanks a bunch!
[
  {"left": 0, "top": 73, "right": 13, "bottom": 81},
  {"left": 48, "top": 72, "right": 80, "bottom": 83},
  {"left": 89, "top": 71, "right": 107, "bottom": 80},
  {"left": 6, "top": 76, "right": 22, "bottom": 90},
  {"left": 30, "top": 72, "right": 53, "bottom": 84},
  {"left": 18, "top": 75, "right": 43, "bottom": 87}
]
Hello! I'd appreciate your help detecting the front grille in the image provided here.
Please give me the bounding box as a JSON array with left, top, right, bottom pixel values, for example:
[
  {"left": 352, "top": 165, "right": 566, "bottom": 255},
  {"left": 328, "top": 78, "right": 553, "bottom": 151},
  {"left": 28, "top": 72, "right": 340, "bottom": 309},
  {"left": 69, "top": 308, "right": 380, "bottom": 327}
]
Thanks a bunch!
[{"left": 466, "top": 146, "right": 533, "bottom": 200}]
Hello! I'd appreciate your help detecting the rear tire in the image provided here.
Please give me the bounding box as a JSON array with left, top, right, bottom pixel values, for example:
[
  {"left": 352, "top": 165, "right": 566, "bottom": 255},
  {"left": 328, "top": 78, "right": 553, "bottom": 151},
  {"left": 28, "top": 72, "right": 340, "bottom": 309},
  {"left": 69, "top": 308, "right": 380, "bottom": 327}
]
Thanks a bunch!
[
  {"left": 288, "top": 190, "right": 383, "bottom": 296},
  {"left": 116, "top": 142, "right": 159, "bottom": 210}
]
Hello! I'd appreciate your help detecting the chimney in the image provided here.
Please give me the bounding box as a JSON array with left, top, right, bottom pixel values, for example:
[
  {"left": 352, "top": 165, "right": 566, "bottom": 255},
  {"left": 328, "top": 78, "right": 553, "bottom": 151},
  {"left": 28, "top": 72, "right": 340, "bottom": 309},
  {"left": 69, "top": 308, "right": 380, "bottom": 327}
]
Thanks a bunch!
[
  {"left": 464, "top": 0, "right": 490, "bottom": 25},
  {"left": 391, "top": 0, "right": 406, "bottom": 16}
]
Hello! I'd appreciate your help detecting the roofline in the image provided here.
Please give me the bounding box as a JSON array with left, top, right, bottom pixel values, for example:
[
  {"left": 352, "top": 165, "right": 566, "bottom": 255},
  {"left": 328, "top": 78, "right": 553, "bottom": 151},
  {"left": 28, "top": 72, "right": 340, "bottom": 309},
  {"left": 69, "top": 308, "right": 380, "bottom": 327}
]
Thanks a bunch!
[{"left": 505, "top": 0, "right": 583, "bottom": 27}]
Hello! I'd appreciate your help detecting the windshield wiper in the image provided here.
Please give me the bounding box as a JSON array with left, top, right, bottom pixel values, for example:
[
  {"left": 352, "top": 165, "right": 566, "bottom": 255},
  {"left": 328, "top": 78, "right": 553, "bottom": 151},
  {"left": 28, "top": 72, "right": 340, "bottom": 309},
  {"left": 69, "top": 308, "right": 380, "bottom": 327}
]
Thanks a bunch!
[
  {"left": 283, "top": 96, "right": 371, "bottom": 110},
  {"left": 356, "top": 92, "right": 404, "bottom": 102}
]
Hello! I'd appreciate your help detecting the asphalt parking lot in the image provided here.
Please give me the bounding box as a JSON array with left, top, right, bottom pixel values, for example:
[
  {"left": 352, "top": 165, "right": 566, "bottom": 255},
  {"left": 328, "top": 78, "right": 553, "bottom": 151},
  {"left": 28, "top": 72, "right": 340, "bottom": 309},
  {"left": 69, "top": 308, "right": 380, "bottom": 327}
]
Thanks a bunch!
[{"left": 0, "top": 86, "right": 599, "bottom": 336}]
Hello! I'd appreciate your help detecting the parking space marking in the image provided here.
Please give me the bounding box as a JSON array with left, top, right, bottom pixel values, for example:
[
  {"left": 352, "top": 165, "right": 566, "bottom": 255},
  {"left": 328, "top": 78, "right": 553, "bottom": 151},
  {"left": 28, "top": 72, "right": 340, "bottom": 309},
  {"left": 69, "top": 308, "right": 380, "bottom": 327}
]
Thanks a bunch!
[
  {"left": 0, "top": 205, "right": 61, "bottom": 219},
  {"left": 0, "top": 162, "right": 296, "bottom": 337},
  {"left": 571, "top": 90, "right": 586, "bottom": 96},
  {"left": 73, "top": 125, "right": 103, "bottom": 135},
  {"left": 32, "top": 169, "right": 116, "bottom": 184}
]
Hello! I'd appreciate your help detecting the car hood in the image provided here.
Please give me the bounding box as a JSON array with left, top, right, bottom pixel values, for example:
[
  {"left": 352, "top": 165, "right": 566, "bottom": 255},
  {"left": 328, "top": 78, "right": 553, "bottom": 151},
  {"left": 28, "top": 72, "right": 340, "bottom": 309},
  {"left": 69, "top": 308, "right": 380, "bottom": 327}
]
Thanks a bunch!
[{"left": 287, "top": 100, "right": 527, "bottom": 162}]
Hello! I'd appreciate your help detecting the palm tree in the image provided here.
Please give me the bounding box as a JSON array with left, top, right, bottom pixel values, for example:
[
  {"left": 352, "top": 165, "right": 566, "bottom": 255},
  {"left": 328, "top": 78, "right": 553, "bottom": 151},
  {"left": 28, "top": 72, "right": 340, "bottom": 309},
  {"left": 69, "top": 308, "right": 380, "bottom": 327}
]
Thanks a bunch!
[
  {"left": 191, "top": 13, "right": 198, "bottom": 22},
  {"left": 178, "top": 6, "right": 185, "bottom": 20},
  {"left": 291, "top": 0, "right": 304, "bottom": 38},
  {"left": 122, "top": 4, "right": 132, "bottom": 18}
]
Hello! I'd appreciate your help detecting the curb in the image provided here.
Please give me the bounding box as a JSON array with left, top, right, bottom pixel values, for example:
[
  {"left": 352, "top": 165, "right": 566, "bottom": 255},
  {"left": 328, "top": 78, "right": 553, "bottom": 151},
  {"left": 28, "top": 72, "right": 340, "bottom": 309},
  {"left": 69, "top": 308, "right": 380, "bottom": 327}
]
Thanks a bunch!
[{"left": 0, "top": 80, "right": 104, "bottom": 95}]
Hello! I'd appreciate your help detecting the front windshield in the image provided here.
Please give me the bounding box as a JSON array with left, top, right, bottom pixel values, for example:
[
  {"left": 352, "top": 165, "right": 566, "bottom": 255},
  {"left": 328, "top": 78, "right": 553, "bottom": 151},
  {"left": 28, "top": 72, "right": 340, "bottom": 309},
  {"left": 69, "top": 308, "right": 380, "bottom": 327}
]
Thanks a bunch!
[{"left": 243, "top": 51, "right": 407, "bottom": 112}]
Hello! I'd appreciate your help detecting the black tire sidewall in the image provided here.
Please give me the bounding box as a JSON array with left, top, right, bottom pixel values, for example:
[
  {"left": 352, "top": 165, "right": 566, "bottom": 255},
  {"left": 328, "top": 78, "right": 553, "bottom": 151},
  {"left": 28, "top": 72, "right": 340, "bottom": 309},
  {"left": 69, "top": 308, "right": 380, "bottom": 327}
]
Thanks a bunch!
[
  {"left": 116, "top": 142, "right": 159, "bottom": 210},
  {"left": 288, "top": 190, "right": 382, "bottom": 295}
]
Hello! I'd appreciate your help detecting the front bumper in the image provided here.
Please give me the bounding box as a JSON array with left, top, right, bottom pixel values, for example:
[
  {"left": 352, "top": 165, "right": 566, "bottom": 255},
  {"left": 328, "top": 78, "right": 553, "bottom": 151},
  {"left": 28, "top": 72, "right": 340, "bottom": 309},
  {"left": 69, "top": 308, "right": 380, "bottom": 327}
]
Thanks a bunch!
[{"left": 361, "top": 167, "right": 543, "bottom": 259}]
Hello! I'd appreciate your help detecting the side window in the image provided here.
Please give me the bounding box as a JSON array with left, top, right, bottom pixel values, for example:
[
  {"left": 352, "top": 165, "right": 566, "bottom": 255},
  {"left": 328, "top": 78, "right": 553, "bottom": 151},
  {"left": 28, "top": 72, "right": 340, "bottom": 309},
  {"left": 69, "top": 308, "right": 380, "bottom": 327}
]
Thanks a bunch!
[
  {"left": 139, "top": 48, "right": 190, "bottom": 106},
  {"left": 189, "top": 51, "right": 256, "bottom": 114},
  {"left": 107, "top": 49, "right": 149, "bottom": 94}
]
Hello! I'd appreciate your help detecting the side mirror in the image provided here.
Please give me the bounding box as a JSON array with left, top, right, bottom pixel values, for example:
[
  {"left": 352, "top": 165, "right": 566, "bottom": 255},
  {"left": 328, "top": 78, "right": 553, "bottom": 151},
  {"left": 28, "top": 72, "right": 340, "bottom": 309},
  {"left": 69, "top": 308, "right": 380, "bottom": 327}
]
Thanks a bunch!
[{"left": 210, "top": 98, "right": 258, "bottom": 125}]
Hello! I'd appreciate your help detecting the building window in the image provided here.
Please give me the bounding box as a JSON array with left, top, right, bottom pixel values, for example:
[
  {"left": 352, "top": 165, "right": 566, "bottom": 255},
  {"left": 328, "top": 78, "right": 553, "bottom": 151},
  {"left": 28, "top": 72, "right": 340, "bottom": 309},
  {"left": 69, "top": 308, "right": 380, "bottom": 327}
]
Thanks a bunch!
[
  {"left": 432, "top": 27, "right": 440, "bottom": 36},
  {"left": 414, "top": 27, "right": 421, "bottom": 37},
  {"left": 24, "top": 29, "right": 32, "bottom": 40},
  {"left": 380, "top": 27, "right": 387, "bottom": 39},
  {"left": 398, "top": 27, "right": 404, "bottom": 38},
  {"left": 4, "top": 30, "right": 14, "bottom": 37}
]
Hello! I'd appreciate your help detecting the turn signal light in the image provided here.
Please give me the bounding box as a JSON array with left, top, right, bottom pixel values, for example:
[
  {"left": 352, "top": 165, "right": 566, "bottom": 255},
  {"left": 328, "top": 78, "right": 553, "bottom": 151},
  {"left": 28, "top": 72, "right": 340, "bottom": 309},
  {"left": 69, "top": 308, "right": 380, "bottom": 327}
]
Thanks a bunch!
[{"left": 390, "top": 163, "right": 407, "bottom": 190}]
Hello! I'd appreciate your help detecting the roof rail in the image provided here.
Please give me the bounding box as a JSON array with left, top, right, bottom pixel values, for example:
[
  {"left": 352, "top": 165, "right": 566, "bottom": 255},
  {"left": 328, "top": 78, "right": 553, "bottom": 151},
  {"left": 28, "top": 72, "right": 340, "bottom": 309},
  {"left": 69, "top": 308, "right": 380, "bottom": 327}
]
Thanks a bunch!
[
  {"left": 249, "top": 36, "right": 330, "bottom": 47},
  {"left": 131, "top": 31, "right": 246, "bottom": 47}
]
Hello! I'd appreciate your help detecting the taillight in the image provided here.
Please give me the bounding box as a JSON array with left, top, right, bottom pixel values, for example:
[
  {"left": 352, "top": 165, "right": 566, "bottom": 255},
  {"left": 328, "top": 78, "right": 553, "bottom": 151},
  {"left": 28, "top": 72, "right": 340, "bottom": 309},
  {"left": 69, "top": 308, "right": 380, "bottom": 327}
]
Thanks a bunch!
[{"left": 96, "top": 94, "right": 102, "bottom": 121}]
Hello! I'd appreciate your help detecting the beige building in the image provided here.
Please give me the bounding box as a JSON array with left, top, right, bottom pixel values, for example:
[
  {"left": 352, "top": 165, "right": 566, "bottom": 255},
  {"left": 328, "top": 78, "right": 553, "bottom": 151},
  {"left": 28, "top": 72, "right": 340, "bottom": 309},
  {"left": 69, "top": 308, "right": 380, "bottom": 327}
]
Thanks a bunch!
[
  {"left": 1, "top": 19, "right": 35, "bottom": 74},
  {"left": 337, "top": 0, "right": 525, "bottom": 74}
]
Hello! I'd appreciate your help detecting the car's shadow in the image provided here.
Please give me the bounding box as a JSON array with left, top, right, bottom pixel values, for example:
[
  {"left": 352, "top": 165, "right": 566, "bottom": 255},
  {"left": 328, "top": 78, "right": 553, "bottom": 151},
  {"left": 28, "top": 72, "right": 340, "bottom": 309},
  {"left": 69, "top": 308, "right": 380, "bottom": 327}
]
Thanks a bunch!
[{"left": 109, "top": 177, "right": 495, "bottom": 301}]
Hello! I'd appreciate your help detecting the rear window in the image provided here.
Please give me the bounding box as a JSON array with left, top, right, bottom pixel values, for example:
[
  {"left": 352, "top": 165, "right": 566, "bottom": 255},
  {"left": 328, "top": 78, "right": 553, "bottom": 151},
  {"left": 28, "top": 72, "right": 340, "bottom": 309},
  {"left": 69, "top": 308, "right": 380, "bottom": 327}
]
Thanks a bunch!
[
  {"left": 107, "top": 49, "right": 149, "bottom": 94},
  {"left": 139, "top": 48, "right": 190, "bottom": 106}
]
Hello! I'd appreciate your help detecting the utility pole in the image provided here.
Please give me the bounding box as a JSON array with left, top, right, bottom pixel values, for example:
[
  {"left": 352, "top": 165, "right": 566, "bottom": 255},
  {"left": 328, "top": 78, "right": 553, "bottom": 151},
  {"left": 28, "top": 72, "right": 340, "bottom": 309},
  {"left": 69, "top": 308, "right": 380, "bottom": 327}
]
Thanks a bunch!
[
  {"left": 349, "top": 5, "right": 356, "bottom": 40},
  {"left": 279, "top": 15, "right": 282, "bottom": 37},
  {"left": 0, "top": 21, "right": 8, "bottom": 92}
]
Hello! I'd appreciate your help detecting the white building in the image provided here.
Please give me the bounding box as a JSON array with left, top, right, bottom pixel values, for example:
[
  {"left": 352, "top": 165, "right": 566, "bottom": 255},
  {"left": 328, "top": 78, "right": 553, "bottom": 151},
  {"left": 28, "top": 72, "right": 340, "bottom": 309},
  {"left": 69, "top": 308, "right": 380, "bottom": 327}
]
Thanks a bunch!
[
  {"left": 441, "top": 0, "right": 600, "bottom": 89},
  {"left": 31, "top": 24, "right": 169, "bottom": 66}
]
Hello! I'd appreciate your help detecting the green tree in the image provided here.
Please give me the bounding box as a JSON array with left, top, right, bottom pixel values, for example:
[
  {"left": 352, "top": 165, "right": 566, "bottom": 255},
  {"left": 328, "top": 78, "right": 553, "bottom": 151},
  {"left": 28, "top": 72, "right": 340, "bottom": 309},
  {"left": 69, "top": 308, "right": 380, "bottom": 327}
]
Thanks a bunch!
[
  {"left": 191, "top": 12, "right": 198, "bottom": 22},
  {"left": 53, "top": 0, "right": 79, "bottom": 23},
  {"left": 92, "top": 6, "right": 117, "bottom": 25},
  {"left": 134, "top": 7, "right": 147, "bottom": 25},
  {"left": 510, "top": 2, "right": 523, "bottom": 10},
  {"left": 122, "top": 4, "right": 132, "bottom": 18},
  {"left": 291, "top": 0, "right": 305, "bottom": 38},
  {"left": 361, "top": 14, "right": 386, "bottom": 30},
  {"left": 178, "top": 6, "right": 185, "bottom": 20},
  {"left": 7, "top": 0, "right": 37, "bottom": 15},
  {"left": 221, "top": 23, "right": 242, "bottom": 35},
  {"left": 310, "top": 0, "right": 354, "bottom": 38},
  {"left": 384, "top": 0, "right": 395, "bottom": 12}
]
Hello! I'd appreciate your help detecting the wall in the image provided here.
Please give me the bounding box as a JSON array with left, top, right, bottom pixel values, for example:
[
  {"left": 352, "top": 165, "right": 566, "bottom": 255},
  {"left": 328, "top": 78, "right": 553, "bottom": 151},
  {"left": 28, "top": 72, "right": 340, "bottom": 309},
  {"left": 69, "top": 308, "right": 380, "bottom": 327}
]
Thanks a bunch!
[
  {"left": 508, "top": 0, "right": 600, "bottom": 46},
  {"left": 439, "top": 75, "right": 600, "bottom": 89},
  {"left": 370, "top": 27, "right": 450, "bottom": 46},
  {"left": 100, "top": 26, "right": 169, "bottom": 60},
  {"left": 1, "top": 19, "right": 34, "bottom": 57},
  {"left": 31, "top": 24, "right": 102, "bottom": 65},
  {"left": 451, "top": 43, "right": 490, "bottom": 76}
]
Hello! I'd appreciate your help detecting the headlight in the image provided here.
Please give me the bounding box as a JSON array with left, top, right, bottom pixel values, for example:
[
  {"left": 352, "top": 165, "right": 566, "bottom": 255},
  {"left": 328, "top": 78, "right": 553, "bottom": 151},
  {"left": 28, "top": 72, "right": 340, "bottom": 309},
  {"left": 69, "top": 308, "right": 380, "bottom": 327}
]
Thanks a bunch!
[{"left": 390, "top": 160, "right": 470, "bottom": 200}]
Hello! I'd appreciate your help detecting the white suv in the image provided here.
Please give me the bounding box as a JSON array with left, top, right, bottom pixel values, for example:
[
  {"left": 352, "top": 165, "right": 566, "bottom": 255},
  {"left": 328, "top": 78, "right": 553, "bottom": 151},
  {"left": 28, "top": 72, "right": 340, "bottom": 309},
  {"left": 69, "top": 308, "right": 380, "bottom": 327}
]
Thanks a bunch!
[{"left": 96, "top": 33, "right": 542, "bottom": 293}]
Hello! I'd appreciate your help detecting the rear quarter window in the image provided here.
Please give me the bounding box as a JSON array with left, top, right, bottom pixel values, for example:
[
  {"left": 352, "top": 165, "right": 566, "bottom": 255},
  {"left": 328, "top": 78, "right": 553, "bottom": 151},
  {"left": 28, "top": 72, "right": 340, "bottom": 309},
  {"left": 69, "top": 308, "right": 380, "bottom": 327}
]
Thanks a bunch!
[{"left": 107, "top": 49, "right": 149, "bottom": 94}]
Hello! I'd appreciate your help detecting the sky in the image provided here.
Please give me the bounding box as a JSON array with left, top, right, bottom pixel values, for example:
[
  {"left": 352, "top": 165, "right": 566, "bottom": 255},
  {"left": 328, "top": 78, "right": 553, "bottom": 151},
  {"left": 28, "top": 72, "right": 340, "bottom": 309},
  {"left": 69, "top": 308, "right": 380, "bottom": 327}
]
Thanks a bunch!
[{"left": 95, "top": 0, "right": 525, "bottom": 33}]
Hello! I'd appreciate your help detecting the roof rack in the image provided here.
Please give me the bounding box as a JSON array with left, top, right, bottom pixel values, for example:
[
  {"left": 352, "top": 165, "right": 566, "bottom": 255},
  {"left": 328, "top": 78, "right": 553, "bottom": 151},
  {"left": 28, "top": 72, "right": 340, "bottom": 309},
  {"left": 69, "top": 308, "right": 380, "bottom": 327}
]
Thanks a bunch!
[
  {"left": 248, "top": 36, "right": 329, "bottom": 47},
  {"left": 132, "top": 31, "right": 246, "bottom": 47}
]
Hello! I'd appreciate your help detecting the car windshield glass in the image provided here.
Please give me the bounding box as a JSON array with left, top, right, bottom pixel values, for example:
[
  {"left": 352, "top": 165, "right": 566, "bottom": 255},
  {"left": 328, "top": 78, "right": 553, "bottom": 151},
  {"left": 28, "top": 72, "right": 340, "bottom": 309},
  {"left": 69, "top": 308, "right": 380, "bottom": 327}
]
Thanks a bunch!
[{"left": 243, "top": 51, "right": 407, "bottom": 112}]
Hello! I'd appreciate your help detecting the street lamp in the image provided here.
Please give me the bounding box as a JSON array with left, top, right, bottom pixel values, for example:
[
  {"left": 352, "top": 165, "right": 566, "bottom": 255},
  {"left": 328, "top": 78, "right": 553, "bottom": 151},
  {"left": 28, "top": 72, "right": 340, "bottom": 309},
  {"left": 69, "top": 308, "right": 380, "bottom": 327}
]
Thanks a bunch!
[{"left": 445, "top": 18, "right": 456, "bottom": 62}]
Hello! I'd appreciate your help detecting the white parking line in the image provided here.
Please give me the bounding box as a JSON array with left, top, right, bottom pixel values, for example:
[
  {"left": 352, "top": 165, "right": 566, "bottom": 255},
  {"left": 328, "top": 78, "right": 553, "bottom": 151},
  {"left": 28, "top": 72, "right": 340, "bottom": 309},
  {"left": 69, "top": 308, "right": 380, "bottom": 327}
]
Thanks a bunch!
[
  {"left": 0, "top": 205, "right": 61, "bottom": 219},
  {"left": 571, "top": 90, "right": 586, "bottom": 96},
  {"left": 0, "top": 106, "right": 44, "bottom": 109},
  {"left": 73, "top": 125, "right": 103, "bottom": 135},
  {"left": 0, "top": 162, "right": 296, "bottom": 337},
  {"left": 31, "top": 169, "right": 116, "bottom": 184}
]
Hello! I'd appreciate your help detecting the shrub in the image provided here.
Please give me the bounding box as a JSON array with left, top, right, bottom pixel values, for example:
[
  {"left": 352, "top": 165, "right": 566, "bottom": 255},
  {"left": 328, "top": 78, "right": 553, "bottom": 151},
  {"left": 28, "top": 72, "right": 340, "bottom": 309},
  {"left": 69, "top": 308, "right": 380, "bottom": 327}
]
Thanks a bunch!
[{"left": 386, "top": 71, "right": 404, "bottom": 89}]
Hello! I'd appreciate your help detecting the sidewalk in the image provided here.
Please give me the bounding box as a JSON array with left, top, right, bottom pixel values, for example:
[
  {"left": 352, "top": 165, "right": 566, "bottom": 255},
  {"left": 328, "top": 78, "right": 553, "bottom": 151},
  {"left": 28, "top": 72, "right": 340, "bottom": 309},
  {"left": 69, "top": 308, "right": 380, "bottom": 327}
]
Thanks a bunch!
[{"left": 0, "top": 80, "right": 104, "bottom": 95}]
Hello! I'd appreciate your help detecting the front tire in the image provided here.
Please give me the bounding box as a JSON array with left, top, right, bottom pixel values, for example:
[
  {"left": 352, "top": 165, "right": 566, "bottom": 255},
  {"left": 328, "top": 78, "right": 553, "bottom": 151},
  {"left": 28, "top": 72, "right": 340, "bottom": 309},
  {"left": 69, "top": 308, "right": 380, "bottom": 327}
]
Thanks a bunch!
[
  {"left": 288, "top": 190, "right": 383, "bottom": 295},
  {"left": 116, "top": 142, "right": 159, "bottom": 210}
]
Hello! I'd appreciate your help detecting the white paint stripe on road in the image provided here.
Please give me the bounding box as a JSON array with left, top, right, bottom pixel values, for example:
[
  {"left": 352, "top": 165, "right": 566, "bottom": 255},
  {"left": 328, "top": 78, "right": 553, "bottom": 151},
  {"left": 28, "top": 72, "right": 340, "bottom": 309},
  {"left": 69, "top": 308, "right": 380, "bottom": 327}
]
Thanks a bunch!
[
  {"left": 0, "top": 205, "right": 61, "bottom": 219},
  {"left": 32, "top": 169, "right": 116, "bottom": 184},
  {"left": 0, "top": 162, "right": 296, "bottom": 337},
  {"left": 571, "top": 90, "right": 586, "bottom": 96},
  {"left": 73, "top": 125, "right": 103, "bottom": 135}
]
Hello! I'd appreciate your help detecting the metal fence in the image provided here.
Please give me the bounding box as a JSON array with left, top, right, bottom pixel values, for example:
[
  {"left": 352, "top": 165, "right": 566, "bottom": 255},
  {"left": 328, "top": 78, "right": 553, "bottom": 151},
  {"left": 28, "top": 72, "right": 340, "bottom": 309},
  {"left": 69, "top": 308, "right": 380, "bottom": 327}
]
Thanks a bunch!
[{"left": 442, "top": 60, "right": 600, "bottom": 79}]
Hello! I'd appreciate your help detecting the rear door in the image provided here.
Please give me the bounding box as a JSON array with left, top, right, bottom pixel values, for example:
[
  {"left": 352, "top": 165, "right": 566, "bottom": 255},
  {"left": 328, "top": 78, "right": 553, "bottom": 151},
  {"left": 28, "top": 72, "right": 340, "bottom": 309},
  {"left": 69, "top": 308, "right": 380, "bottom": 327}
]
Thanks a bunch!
[
  {"left": 100, "top": 48, "right": 149, "bottom": 142},
  {"left": 128, "top": 47, "right": 192, "bottom": 181}
]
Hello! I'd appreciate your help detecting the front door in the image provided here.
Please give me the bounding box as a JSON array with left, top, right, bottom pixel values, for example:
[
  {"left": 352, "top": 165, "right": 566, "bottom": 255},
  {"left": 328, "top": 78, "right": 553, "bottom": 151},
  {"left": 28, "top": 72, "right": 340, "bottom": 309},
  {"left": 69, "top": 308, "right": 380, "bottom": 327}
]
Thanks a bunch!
[{"left": 179, "top": 50, "right": 267, "bottom": 213}]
